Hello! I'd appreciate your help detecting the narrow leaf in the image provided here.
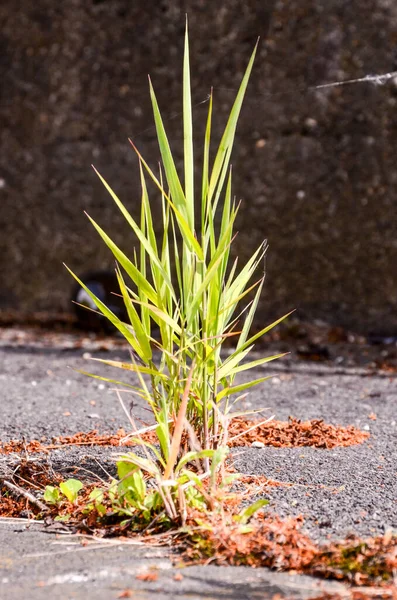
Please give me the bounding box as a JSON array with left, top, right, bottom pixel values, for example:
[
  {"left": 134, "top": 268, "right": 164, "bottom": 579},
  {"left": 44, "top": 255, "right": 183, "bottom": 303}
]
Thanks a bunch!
[{"left": 183, "top": 20, "right": 194, "bottom": 227}]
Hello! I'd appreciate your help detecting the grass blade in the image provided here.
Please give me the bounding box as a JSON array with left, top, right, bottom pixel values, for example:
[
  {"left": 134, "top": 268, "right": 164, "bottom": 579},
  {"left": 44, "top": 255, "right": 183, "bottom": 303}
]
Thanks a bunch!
[
  {"left": 208, "top": 40, "right": 259, "bottom": 210},
  {"left": 148, "top": 78, "right": 188, "bottom": 225},
  {"left": 183, "top": 19, "right": 194, "bottom": 228},
  {"left": 84, "top": 214, "right": 158, "bottom": 306}
]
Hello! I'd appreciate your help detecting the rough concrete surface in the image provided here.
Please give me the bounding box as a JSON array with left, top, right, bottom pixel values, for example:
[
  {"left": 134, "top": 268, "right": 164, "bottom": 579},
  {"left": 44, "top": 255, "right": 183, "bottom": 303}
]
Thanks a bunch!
[
  {"left": 2, "top": 1, "right": 397, "bottom": 332},
  {"left": 0, "top": 338, "right": 396, "bottom": 598},
  {"left": 0, "top": 522, "right": 350, "bottom": 600}
]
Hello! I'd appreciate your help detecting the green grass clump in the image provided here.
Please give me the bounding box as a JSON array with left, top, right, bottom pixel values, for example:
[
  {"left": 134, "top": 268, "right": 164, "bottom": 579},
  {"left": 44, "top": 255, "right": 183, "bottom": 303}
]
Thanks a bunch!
[{"left": 66, "top": 22, "right": 289, "bottom": 525}]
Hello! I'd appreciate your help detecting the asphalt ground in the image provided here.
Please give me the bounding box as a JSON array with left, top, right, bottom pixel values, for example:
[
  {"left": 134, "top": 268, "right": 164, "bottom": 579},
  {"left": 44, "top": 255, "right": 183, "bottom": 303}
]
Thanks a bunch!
[{"left": 0, "top": 332, "right": 396, "bottom": 599}]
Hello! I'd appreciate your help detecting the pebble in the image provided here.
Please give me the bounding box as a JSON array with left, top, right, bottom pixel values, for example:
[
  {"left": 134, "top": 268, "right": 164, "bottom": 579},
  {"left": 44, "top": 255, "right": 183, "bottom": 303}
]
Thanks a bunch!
[{"left": 251, "top": 441, "right": 265, "bottom": 448}]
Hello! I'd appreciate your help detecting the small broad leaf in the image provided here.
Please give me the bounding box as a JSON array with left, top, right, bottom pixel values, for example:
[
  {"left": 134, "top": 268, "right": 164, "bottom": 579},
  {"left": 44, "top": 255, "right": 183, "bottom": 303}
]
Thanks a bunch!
[
  {"left": 144, "top": 491, "right": 163, "bottom": 512},
  {"left": 59, "top": 479, "right": 84, "bottom": 504},
  {"left": 89, "top": 488, "right": 104, "bottom": 505},
  {"left": 117, "top": 461, "right": 137, "bottom": 481},
  {"left": 96, "top": 503, "right": 107, "bottom": 516},
  {"left": 117, "top": 461, "right": 147, "bottom": 503},
  {"left": 43, "top": 486, "right": 61, "bottom": 505}
]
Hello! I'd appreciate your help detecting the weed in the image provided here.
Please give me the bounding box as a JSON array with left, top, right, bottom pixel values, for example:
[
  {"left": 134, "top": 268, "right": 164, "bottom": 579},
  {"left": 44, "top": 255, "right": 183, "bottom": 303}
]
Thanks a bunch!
[
  {"left": 65, "top": 22, "right": 289, "bottom": 524},
  {"left": 43, "top": 478, "right": 83, "bottom": 505}
]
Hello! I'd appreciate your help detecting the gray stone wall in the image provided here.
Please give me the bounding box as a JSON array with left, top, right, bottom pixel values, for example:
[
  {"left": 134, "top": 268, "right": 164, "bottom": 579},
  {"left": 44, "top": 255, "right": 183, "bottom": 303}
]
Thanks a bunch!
[{"left": 1, "top": 0, "right": 397, "bottom": 333}]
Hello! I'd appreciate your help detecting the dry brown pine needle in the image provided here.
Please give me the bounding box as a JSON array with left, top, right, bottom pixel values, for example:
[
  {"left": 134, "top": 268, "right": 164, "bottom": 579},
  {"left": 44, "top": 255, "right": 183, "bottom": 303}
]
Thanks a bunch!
[
  {"left": 184, "top": 511, "right": 397, "bottom": 586},
  {"left": 229, "top": 417, "right": 369, "bottom": 448},
  {"left": 0, "top": 418, "right": 369, "bottom": 455}
]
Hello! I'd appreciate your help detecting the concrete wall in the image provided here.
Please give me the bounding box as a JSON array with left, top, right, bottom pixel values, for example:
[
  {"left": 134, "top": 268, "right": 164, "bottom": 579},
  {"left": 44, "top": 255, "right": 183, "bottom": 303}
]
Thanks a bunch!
[{"left": 1, "top": 0, "right": 397, "bottom": 334}]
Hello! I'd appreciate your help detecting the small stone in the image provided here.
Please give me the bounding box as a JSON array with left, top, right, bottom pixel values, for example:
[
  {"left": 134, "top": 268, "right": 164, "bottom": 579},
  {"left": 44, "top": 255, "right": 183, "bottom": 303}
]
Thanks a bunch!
[
  {"left": 363, "top": 424, "right": 370, "bottom": 431},
  {"left": 251, "top": 441, "right": 265, "bottom": 448},
  {"left": 304, "top": 117, "right": 318, "bottom": 130},
  {"left": 83, "top": 352, "right": 92, "bottom": 360}
]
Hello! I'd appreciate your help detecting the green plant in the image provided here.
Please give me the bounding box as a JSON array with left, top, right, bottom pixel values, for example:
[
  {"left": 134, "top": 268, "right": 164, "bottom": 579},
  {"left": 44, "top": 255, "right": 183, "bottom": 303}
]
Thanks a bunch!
[
  {"left": 43, "top": 478, "right": 83, "bottom": 505},
  {"left": 66, "top": 23, "right": 289, "bottom": 524},
  {"left": 43, "top": 485, "right": 61, "bottom": 505}
]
